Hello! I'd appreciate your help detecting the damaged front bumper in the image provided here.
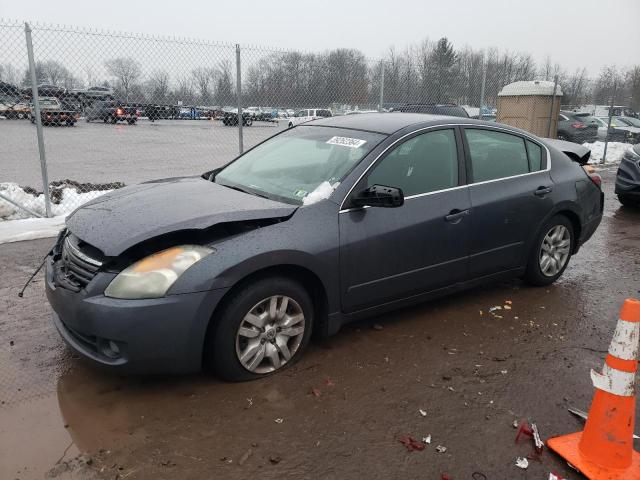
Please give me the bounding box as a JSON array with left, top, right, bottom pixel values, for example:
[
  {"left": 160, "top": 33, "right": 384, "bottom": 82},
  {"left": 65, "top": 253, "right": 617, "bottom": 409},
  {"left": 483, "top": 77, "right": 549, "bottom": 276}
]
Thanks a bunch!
[{"left": 45, "top": 254, "right": 228, "bottom": 374}]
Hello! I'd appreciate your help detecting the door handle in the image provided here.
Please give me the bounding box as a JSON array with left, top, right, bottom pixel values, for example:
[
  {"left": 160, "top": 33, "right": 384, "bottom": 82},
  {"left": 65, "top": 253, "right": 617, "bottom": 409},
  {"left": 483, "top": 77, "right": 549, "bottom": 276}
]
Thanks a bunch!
[
  {"left": 445, "top": 209, "right": 469, "bottom": 224},
  {"left": 534, "top": 186, "right": 553, "bottom": 197}
]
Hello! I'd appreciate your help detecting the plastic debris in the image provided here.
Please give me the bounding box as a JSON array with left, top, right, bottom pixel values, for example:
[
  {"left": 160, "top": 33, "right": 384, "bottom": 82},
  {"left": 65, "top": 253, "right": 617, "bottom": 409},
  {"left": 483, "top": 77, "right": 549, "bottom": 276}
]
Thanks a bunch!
[
  {"left": 435, "top": 445, "right": 447, "bottom": 453},
  {"left": 422, "top": 434, "right": 432, "bottom": 444},
  {"left": 504, "top": 305, "right": 512, "bottom": 310},
  {"left": 505, "top": 300, "right": 513, "bottom": 305},
  {"left": 274, "top": 418, "right": 284, "bottom": 424},
  {"left": 324, "top": 378, "right": 335, "bottom": 387},
  {"left": 515, "top": 457, "right": 529, "bottom": 469},
  {"left": 398, "top": 436, "right": 425, "bottom": 452},
  {"left": 418, "top": 409, "right": 427, "bottom": 417},
  {"left": 310, "top": 388, "right": 321, "bottom": 397},
  {"left": 512, "top": 420, "right": 519, "bottom": 428},
  {"left": 500, "top": 370, "right": 508, "bottom": 375},
  {"left": 515, "top": 420, "right": 544, "bottom": 454},
  {"left": 549, "top": 473, "right": 566, "bottom": 480},
  {"left": 489, "top": 306, "right": 502, "bottom": 312}
]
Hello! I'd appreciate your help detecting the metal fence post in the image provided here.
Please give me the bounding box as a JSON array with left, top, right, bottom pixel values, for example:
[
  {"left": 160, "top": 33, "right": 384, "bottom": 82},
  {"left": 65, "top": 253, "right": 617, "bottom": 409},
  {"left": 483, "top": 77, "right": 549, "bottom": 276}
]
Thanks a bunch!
[
  {"left": 546, "top": 74, "right": 559, "bottom": 138},
  {"left": 235, "top": 44, "right": 243, "bottom": 155},
  {"left": 602, "top": 79, "right": 617, "bottom": 165},
  {"left": 378, "top": 61, "right": 385, "bottom": 112},
  {"left": 479, "top": 53, "right": 486, "bottom": 119},
  {"left": 24, "top": 22, "right": 52, "bottom": 217}
]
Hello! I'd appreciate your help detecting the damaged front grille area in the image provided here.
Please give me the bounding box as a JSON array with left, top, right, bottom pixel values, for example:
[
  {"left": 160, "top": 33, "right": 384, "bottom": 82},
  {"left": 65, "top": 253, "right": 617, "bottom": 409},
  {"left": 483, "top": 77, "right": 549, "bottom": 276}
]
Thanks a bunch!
[{"left": 56, "top": 233, "right": 103, "bottom": 291}]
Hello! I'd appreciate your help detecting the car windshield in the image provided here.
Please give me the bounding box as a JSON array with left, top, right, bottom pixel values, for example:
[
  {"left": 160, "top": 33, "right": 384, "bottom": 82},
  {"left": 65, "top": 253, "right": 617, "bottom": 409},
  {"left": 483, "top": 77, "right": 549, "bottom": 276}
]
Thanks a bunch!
[
  {"left": 215, "top": 125, "right": 386, "bottom": 205},
  {"left": 616, "top": 117, "right": 640, "bottom": 127}
]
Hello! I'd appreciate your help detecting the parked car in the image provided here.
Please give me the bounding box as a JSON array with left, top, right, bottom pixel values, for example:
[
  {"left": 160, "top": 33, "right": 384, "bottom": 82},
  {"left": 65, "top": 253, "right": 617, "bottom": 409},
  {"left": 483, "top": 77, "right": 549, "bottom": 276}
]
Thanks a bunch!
[
  {"left": 557, "top": 111, "right": 598, "bottom": 143},
  {"left": 615, "top": 144, "right": 640, "bottom": 207},
  {"left": 81, "top": 86, "right": 114, "bottom": 101},
  {"left": 222, "top": 110, "right": 253, "bottom": 126},
  {"left": 45, "top": 113, "right": 603, "bottom": 380},
  {"left": 612, "top": 117, "right": 640, "bottom": 143},
  {"left": 29, "top": 97, "right": 78, "bottom": 126},
  {"left": 596, "top": 117, "right": 640, "bottom": 144},
  {"left": 287, "top": 108, "right": 332, "bottom": 127},
  {"left": 35, "top": 84, "right": 67, "bottom": 97},
  {"left": 591, "top": 117, "right": 630, "bottom": 142},
  {"left": 5, "top": 101, "right": 31, "bottom": 119},
  {"left": 85, "top": 100, "right": 138, "bottom": 124},
  {"left": 391, "top": 103, "right": 470, "bottom": 118}
]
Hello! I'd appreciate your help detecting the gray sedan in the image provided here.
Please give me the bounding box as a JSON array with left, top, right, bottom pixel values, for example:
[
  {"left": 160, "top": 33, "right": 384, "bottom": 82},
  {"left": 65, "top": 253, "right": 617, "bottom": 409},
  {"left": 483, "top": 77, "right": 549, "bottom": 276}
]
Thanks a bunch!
[{"left": 45, "top": 114, "right": 604, "bottom": 381}]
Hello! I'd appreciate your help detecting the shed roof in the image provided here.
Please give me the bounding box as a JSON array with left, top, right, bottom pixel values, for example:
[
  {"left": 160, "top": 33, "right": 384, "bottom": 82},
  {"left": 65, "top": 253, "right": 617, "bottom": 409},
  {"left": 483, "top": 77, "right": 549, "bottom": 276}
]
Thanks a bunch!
[{"left": 498, "top": 80, "right": 563, "bottom": 97}]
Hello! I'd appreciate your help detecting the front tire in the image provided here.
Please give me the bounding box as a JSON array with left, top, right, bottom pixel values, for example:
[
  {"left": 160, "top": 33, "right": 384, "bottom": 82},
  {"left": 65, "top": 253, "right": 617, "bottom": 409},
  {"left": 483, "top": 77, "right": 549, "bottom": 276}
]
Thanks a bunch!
[
  {"left": 524, "top": 215, "right": 574, "bottom": 286},
  {"left": 206, "top": 276, "right": 313, "bottom": 381},
  {"left": 618, "top": 194, "right": 638, "bottom": 208}
]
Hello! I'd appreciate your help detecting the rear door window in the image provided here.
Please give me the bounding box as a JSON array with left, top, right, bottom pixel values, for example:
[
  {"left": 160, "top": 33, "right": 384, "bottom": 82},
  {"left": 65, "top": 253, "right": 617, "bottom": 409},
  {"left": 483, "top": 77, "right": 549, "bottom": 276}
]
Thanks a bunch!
[{"left": 465, "top": 129, "right": 530, "bottom": 182}]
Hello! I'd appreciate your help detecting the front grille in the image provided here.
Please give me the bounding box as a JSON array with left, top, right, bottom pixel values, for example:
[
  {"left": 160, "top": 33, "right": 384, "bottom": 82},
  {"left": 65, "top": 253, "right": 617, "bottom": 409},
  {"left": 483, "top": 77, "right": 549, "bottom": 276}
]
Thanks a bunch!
[{"left": 59, "top": 234, "right": 103, "bottom": 290}]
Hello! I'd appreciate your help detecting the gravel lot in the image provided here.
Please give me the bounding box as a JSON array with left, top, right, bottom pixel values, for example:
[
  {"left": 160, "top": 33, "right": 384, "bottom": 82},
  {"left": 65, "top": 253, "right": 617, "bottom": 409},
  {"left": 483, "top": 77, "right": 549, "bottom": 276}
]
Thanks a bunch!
[
  {"left": 0, "top": 118, "right": 284, "bottom": 187},
  {"left": 1, "top": 167, "right": 639, "bottom": 480}
]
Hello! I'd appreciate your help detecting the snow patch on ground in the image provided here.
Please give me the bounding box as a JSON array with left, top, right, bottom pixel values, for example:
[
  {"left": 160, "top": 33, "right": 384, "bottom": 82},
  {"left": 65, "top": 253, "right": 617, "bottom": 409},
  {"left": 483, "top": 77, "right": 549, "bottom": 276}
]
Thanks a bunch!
[
  {"left": 0, "top": 215, "right": 66, "bottom": 244},
  {"left": 0, "top": 182, "right": 111, "bottom": 220},
  {"left": 583, "top": 141, "right": 630, "bottom": 165},
  {"left": 302, "top": 181, "right": 340, "bottom": 205}
]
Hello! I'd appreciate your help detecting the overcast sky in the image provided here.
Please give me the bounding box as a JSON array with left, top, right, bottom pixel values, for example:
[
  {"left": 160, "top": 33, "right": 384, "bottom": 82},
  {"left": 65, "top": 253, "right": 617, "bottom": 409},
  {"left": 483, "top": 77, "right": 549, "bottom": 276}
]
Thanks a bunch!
[{"left": 1, "top": 0, "right": 638, "bottom": 75}]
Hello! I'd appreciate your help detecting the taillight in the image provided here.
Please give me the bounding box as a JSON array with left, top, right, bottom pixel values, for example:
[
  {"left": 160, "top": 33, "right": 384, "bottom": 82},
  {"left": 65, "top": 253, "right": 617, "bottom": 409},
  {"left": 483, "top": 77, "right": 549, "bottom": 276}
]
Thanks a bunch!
[
  {"left": 571, "top": 122, "right": 587, "bottom": 129},
  {"left": 116, "top": 108, "right": 124, "bottom": 115},
  {"left": 589, "top": 173, "right": 602, "bottom": 188}
]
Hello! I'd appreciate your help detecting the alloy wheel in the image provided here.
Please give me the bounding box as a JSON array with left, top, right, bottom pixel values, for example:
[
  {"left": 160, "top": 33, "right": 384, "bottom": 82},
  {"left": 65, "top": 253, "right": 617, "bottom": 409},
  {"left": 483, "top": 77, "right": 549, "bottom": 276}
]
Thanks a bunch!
[
  {"left": 539, "top": 225, "right": 571, "bottom": 277},
  {"left": 235, "top": 295, "right": 305, "bottom": 374}
]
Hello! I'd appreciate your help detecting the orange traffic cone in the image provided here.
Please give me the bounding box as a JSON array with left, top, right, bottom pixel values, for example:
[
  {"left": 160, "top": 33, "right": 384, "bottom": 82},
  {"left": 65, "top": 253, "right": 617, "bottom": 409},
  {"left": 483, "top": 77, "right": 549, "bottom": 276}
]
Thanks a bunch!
[{"left": 548, "top": 298, "right": 640, "bottom": 479}]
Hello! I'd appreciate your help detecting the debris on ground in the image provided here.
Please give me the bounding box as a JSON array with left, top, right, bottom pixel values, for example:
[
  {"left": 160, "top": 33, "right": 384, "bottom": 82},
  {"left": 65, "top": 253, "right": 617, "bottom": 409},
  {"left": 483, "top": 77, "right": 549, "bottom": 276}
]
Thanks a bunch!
[
  {"left": 310, "top": 388, "right": 321, "bottom": 397},
  {"left": 441, "top": 474, "right": 454, "bottom": 480},
  {"left": 269, "top": 456, "right": 281, "bottom": 464},
  {"left": 515, "top": 420, "right": 544, "bottom": 454},
  {"left": 515, "top": 457, "right": 529, "bottom": 469},
  {"left": 398, "top": 436, "right": 426, "bottom": 452},
  {"left": 418, "top": 409, "right": 427, "bottom": 417},
  {"left": 324, "top": 378, "right": 335, "bottom": 387},
  {"left": 372, "top": 324, "right": 383, "bottom": 331},
  {"left": 274, "top": 418, "right": 284, "bottom": 424},
  {"left": 512, "top": 420, "right": 519, "bottom": 428},
  {"left": 435, "top": 445, "right": 447, "bottom": 453},
  {"left": 238, "top": 449, "right": 252, "bottom": 466},
  {"left": 422, "top": 434, "right": 432, "bottom": 444},
  {"left": 548, "top": 473, "right": 566, "bottom": 480},
  {"left": 489, "top": 306, "right": 502, "bottom": 312}
]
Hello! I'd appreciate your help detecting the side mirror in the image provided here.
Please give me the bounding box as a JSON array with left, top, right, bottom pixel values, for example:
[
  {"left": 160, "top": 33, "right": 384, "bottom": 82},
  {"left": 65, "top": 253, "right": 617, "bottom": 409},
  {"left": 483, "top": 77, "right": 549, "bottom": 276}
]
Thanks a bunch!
[{"left": 352, "top": 184, "right": 404, "bottom": 208}]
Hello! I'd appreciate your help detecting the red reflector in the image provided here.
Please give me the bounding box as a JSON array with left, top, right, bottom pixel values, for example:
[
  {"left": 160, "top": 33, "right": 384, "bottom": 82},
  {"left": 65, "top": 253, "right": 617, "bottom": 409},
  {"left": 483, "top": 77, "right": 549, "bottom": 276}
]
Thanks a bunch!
[{"left": 571, "top": 122, "right": 587, "bottom": 129}]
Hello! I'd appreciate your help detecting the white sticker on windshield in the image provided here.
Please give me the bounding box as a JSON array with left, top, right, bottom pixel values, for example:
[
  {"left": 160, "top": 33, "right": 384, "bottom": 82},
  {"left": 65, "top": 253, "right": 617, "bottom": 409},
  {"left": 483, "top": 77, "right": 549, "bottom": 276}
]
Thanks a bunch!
[{"left": 326, "top": 136, "right": 367, "bottom": 148}]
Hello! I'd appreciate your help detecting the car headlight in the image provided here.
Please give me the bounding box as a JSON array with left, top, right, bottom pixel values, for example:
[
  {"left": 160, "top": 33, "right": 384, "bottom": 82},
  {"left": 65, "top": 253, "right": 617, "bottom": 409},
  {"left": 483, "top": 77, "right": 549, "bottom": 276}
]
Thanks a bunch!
[{"left": 104, "top": 245, "right": 213, "bottom": 299}]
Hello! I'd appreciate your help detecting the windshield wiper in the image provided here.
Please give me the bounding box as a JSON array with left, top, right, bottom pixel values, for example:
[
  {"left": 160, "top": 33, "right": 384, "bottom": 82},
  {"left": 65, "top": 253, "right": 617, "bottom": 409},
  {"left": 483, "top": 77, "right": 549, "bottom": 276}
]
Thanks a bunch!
[{"left": 218, "top": 182, "right": 269, "bottom": 199}]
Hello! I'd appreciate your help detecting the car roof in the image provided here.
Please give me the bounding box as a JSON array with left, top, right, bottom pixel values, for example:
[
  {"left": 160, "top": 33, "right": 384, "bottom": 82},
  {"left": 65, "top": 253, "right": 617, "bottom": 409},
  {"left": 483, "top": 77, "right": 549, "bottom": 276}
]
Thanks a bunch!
[{"left": 308, "top": 112, "right": 489, "bottom": 135}]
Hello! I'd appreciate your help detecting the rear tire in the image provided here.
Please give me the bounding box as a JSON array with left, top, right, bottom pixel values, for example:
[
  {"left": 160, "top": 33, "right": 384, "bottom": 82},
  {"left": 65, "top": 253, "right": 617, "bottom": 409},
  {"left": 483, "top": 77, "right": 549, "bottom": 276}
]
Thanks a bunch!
[
  {"left": 205, "top": 276, "right": 314, "bottom": 382},
  {"left": 524, "top": 215, "right": 574, "bottom": 286}
]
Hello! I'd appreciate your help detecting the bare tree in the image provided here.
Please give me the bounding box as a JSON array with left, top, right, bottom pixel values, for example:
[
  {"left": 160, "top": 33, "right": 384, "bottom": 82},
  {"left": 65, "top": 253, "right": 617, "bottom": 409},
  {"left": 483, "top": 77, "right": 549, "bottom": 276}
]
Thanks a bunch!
[
  {"left": 191, "top": 67, "right": 216, "bottom": 104},
  {"left": 148, "top": 70, "right": 170, "bottom": 103},
  {"left": 105, "top": 57, "right": 141, "bottom": 101}
]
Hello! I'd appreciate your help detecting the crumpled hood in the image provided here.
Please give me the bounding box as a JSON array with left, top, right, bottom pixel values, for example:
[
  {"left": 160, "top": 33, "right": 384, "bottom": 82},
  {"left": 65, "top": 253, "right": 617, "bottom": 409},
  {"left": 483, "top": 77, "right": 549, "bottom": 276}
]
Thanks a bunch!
[{"left": 66, "top": 176, "right": 297, "bottom": 256}]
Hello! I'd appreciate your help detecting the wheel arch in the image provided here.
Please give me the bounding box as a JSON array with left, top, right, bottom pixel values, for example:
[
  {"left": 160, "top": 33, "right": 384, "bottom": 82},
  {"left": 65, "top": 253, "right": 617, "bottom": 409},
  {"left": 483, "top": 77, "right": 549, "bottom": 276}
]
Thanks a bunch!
[{"left": 202, "top": 263, "right": 330, "bottom": 367}]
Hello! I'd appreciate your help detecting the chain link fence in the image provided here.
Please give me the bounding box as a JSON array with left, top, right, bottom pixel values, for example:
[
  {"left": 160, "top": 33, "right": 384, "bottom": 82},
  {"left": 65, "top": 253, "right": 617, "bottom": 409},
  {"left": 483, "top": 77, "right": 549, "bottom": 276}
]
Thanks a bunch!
[{"left": 1, "top": 20, "right": 638, "bottom": 220}]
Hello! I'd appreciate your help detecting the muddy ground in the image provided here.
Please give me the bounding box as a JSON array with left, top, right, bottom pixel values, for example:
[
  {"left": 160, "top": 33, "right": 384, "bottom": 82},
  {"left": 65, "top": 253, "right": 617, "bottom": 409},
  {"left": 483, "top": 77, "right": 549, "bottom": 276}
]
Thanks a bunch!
[{"left": 1, "top": 166, "right": 639, "bottom": 480}]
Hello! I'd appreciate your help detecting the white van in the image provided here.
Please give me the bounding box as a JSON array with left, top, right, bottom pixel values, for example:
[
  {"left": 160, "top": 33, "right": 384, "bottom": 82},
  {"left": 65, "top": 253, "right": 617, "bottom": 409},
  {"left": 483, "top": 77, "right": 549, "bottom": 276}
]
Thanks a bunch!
[{"left": 287, "top": 108, "right": 332, "bottom": 128}]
